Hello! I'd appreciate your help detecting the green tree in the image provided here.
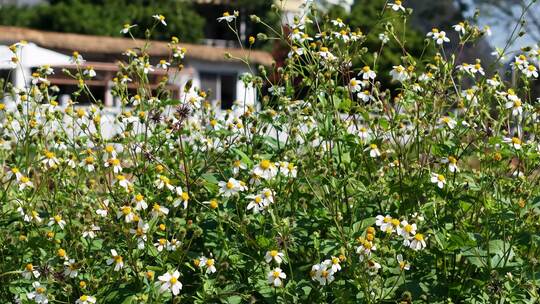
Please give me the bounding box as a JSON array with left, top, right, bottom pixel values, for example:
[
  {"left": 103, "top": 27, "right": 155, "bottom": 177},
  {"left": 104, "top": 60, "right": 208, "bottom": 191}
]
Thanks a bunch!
[
  {"left": 343, "top": 0, "right": 430, "bottom": 89},
  {"left": 0, "top": 0, "right": 205, "bottom": 42}
]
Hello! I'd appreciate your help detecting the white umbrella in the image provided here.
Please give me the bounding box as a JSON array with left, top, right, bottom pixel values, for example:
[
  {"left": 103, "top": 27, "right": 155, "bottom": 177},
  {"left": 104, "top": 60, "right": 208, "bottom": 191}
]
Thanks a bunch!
[{"left": 0, "top": 42, "right": 71, "bottom": 69}]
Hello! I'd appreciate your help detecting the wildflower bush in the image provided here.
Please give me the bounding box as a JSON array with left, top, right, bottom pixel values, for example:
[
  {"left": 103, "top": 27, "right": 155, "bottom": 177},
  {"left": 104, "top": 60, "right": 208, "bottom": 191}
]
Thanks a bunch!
[{"left": 2, "top": 1, "right": 540, "bottom": 303}]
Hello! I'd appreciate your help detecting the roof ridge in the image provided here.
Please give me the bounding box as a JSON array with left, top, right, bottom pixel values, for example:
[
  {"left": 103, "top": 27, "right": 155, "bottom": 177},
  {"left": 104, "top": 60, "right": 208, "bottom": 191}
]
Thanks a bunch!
[{"left": 0, "top": 26, "right": 274, "bottom": 66}]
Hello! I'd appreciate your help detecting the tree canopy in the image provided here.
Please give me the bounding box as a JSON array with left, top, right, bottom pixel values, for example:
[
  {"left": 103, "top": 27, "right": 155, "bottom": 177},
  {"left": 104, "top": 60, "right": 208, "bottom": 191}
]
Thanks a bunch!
[{"left": 0, "top": 0, "right": 206, "bottom": 42}]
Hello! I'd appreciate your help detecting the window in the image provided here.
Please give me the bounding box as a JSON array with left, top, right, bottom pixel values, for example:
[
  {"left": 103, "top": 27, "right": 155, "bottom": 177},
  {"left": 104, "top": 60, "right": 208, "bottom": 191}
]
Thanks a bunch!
[
  {"left": 0, "top": 69, "right": 11, "bottom": 86},
  {"left": 199, "top": 72, "right": 237, "bottom": 110}
]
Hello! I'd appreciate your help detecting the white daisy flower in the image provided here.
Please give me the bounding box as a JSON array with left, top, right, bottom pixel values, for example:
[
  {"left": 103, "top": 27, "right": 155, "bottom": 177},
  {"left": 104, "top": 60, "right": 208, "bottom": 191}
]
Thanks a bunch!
[
  {"left": 76, "top": 295, "right": 97, "bottom": 304},
  {"left": 310, "top": 262, "right": 335, "bottom": 286},
  {"left": 27, "top": 282, "right": 48, "bottom": 304},
  {"left": 349, "top": 78, "right": 362, "bottom": 93},
  {"left": 397, "top": 254, "right": 410, "bottom": 271},
  {"left": 453, "top": 22, "right": 466, "bottom": 35},
  {"left": 390, "top": 0, "right": 405, "bottom": 12},
  {"left": 106, "top": 249, "right": 124, "bottom": 271},
  {"left": 439, "top": 116, "right": 457, "bottom": 129},
  {"left": 503, "top": 137, "right": 522, "bottom": 150},
  {"left": 267, "top": 268, "right": 286, "bottom": 287},
  {"left": 331, "top": 18, "right": 345, "bottom": 28},
  {"left": 217, "top": 11, "right": 237, "bottom": 22},
  {"left": 365, "top": 143, "right": 381, "bottom": 158},
  {"left": 157, "top": 270, "right": 183, "bottom": 295},
  {"left": 198, "top": 256, "right": 217, "bottom": 274},
  {"left": 430, "top": 173, "right": 446, "bottom": 189},
  {"left": 153, "top": 14, "right": 167, "bottom": 26},
  {"left": 408, "top": 233, "right": 427, "bottom": 250},
  {"left": 48, "top": 215, "right": 66, "bottom": 230},
  {"left": 390, "top": 65, "right": 409, "bottom": 82},
  {"left": 360, "top": 66, "right": 376, "bottom": 80},
  {"left": 63, "top": 259, "right": 78, "bottom": 278},
  {"left": 150, "top": 203, "right": 169, "bottom": 218},
  {"left": 22, "top": 264, "right": 40, "bottom": 280},
  {"left": 218, "top": 177, "right": 245, "bottom": 197},
  {"left": 265, "top": 250, "right": 285, "bottom": 264},
  {"left": 120, "top": 23, "right": 136, "bottom": 34}
]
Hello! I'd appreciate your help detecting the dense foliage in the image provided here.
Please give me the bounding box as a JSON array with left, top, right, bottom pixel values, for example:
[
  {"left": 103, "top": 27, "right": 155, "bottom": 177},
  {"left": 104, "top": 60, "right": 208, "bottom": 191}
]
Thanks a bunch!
[
  {"left": 1, "top": 1, "right": 540, "bottom": 303},
  {"left": 0, "top": 0, "right": 205, "bottom": 42}
]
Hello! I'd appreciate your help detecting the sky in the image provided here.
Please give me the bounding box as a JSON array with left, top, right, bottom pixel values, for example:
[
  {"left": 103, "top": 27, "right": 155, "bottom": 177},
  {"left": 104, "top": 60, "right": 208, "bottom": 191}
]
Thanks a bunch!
[{"left": 462, "top": 0, "right": 540, "bottom": 51}]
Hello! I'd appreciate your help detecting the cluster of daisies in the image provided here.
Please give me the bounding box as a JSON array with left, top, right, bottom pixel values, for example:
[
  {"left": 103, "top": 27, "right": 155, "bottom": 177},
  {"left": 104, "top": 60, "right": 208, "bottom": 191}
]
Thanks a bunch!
[
  {"left": 217, "top": 159, "right": 297, "bottom": 214},
  {"left": 2, "top": 0, "right": 540, "bottom": 302}
]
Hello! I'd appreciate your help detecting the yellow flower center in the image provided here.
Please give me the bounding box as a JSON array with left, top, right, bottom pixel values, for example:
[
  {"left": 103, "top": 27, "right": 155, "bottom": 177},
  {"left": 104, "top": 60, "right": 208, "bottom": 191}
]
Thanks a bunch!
[
  {"left": 159, "top": 175, "right": 170, "bottom": 183},
  {"left": 170, "top": 276, "right": 177, "bottom": 284},
  {"left": 512, "top": 137, "right": 521, "bottom": 145},
  {"left": 437, "top": 174, "right": 445, "bottom": 182},
  {"left": 273, "top": 271, "right": 281, "bottom": 278},
  {"left": 181, "top": 192, "right": 190, "bottom": 201},
  {"left": 26, "top": 264, "right": 33, "bottom": 271},
  {"left": 415, "top": 233, "right": 424, "bottom": 241},
  {"left": 209, "top": 200, "right": 218, "bottom": 209},
  {"left": 226, "top": 181, "right": 234, "bottom": 189},
  {"left": 36, "top": 287, "right": 45, "bottom": 294},
  {"left": 404, "top": 224, "right": 413, "bottom": 233},
  {"left": 270, "top": 250, "right": 278, "bottom": 257},
  {"left": 260, "top": 159, "right": 272, "bottom": 170},
  {"left": 122, "top": 206, "right": 132, "bottom": 215}
]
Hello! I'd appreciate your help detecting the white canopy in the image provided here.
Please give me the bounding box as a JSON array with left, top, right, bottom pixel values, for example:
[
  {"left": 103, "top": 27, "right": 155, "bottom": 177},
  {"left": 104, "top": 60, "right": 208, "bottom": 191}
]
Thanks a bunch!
[{"left": 0, "top": 42, "right": 71, "bottom": 69}]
